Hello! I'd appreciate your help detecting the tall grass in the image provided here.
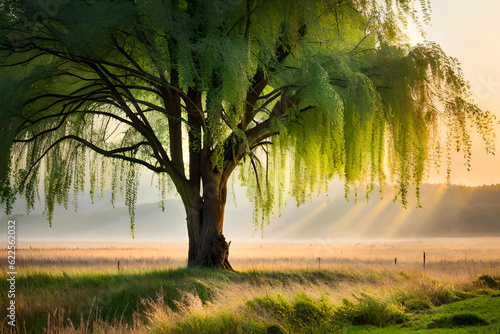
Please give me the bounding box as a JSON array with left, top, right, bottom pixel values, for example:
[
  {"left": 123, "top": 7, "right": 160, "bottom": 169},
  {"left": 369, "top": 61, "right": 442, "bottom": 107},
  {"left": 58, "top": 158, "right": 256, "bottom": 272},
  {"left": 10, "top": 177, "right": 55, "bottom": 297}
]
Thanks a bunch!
[
  {"left": 1, "top": 240, "right": 499, "bottom": 333},
  {"left": 0, "top": 268, "right": 224, "bottom": 333},
  {"left": 2, "top": 266, "right": 498, "bottom": 333}
]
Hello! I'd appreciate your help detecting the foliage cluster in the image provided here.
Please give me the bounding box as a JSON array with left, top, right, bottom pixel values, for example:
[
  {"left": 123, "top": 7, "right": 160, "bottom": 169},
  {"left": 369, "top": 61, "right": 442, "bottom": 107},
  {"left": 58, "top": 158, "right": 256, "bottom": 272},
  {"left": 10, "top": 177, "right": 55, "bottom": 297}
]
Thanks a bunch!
[{"left": 248, "top": 291, "right": 407, "bottom": 330}]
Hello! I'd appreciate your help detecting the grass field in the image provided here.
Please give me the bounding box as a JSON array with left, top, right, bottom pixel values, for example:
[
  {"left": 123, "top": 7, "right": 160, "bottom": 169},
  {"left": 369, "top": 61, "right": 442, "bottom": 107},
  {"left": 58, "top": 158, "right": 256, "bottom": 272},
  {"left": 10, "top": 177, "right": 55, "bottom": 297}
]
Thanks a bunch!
[{"left": 1, "top": 239, "right": 500, "bottom": 333}]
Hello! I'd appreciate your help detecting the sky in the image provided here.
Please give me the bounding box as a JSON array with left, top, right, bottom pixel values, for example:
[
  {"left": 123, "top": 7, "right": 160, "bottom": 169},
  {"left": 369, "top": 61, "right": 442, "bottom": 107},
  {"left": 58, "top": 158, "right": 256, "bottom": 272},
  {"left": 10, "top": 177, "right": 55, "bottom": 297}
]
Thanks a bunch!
[{"left": 411, "top": 0, "right": 500, "bottom": 185}]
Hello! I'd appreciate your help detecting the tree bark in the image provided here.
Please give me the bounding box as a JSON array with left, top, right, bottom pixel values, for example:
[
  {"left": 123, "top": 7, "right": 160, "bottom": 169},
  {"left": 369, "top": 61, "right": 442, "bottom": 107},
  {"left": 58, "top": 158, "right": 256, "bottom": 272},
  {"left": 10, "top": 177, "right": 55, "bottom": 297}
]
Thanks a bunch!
[{"left": 186, "top": 169, "right": 233, "bottom": 270}]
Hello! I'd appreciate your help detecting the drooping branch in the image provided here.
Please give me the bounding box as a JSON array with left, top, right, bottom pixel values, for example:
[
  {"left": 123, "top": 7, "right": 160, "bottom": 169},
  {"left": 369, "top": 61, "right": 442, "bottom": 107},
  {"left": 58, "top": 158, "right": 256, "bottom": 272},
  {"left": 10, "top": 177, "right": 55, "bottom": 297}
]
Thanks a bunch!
[
  {"left": 19, "top": 134, "right": 161, "bottom": 183},
  {"left": 23, "top": 88, "right": 112, "bottom": 108},
  {"left": 18, "top": 108, "right": 136, "bottom": 143}
]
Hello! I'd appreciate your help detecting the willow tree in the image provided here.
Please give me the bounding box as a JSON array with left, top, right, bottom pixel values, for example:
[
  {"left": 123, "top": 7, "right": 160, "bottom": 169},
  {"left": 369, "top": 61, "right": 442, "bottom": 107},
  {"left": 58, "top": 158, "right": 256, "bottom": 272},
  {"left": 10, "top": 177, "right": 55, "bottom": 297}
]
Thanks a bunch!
[{"left": 0, "top": 0, "right": 495, "bottom": 268}]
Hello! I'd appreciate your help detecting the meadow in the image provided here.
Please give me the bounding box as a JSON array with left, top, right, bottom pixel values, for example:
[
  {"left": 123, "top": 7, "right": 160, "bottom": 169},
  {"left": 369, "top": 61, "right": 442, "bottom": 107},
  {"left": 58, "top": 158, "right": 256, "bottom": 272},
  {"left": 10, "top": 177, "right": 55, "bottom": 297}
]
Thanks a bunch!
[{"left": 1, "top": 238, "right": 500, "bottom": 333}]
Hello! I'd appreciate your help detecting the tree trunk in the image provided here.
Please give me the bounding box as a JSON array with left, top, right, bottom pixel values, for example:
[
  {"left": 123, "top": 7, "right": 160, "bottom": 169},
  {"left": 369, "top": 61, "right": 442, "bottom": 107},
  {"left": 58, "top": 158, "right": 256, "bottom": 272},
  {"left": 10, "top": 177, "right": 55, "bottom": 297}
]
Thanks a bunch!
[{"left": 186, "top": 171, "right": 233, "bottom": 270}]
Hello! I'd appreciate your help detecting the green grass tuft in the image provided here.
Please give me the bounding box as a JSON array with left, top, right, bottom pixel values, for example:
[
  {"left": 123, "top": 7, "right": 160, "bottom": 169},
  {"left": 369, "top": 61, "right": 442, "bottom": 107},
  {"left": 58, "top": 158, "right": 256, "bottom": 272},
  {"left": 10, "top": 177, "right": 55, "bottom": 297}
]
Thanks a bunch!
[
  {"left": 428, "top": 313, "right": 489, "bottom": 329},
  {"left": 475, "top": 274, "right": 500, "bottom": 290},
  {"left": 336, "top": 293, "right": 407, "bottom": 327},
  {"left": 402, "top": 298, "right": 433, "bottom": 312}
]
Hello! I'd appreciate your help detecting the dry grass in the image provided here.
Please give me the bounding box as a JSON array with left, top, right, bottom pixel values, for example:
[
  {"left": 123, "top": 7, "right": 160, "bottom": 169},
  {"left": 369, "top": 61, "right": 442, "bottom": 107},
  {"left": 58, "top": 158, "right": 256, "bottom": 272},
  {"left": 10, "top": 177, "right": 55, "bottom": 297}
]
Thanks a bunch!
[
  {"left": 0, "top": 241, "right": 500, "bottom": 334},
  {"left": 5, "top": 238, "right": 500, "bottom": 283},
  {"left": 1, "top": 238, "right": 499, "bottom": 333},
  {"left": 32, "top": 269, "right": 495, "bottom": 334}
]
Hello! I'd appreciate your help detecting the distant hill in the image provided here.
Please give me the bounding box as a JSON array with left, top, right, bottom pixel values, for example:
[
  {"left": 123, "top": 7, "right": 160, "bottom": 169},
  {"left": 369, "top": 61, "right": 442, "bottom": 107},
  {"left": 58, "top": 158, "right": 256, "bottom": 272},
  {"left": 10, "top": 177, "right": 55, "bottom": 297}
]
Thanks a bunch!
[{"left": 2, "top": 184, "right": 500, "bottom": 242}]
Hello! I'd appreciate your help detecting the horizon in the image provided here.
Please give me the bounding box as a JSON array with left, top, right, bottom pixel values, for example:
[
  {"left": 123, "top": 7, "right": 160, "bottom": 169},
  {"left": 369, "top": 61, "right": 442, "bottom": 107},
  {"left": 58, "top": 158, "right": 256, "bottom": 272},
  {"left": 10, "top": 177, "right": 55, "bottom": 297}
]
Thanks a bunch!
[{"left": 5, "top": 183, "right": 500, "bottom": 242}]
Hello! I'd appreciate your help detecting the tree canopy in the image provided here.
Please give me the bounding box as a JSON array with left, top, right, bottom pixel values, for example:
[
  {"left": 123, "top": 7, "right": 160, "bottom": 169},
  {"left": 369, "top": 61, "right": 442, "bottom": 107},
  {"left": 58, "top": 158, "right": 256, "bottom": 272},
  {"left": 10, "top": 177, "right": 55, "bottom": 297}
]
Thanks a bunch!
[{"left": 0, "top": 0, "right": 495, "bottom": 241}]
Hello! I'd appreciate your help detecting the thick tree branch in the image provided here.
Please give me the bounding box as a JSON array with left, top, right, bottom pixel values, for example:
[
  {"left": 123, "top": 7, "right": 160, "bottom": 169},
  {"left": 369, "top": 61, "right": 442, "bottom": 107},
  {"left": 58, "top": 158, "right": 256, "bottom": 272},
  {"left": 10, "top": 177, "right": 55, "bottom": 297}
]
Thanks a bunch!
[
  {"left": 111, "top": 34, "right": 145, "bottom": 72},
  {"left": 165, "top": 70, "right": 185, "bottom": 177},
  {"left": 88, "top": 63, "right": 172, "bottom": 168},
  {"left": 239, "top": 23, "right": 307, "bottom": 131},
  {"left": 186, "top": 88, "right": 203, "bottom": 199}
]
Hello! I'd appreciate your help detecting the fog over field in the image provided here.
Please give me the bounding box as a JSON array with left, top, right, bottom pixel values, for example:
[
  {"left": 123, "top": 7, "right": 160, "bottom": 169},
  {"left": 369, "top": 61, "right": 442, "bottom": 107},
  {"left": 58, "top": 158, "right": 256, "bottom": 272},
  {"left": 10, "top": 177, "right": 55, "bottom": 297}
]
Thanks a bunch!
[{"left": 4, "top": 183, "right": 500, "bottom": 242}]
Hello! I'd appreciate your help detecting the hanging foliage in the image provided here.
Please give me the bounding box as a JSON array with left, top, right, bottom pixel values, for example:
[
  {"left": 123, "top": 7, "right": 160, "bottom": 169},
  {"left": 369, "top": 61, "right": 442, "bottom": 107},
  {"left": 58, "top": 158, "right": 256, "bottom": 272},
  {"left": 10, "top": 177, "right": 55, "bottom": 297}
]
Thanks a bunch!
[{"left": 0, "top": 0, "right": 495, "bottom": 237}]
